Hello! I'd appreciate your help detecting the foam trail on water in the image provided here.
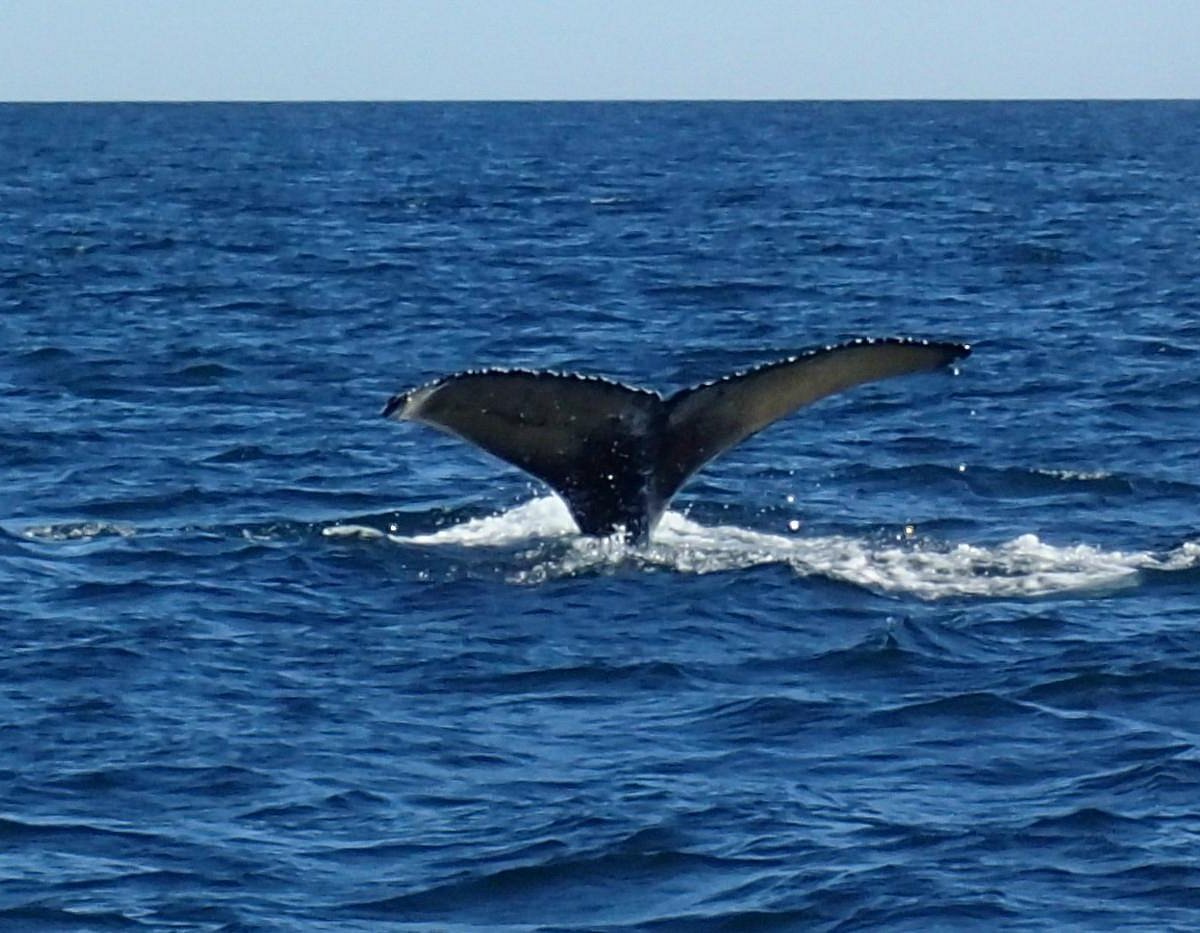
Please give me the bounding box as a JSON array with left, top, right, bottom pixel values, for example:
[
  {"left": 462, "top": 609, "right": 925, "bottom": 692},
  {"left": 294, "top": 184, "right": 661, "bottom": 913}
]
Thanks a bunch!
[{"left": 343, "top": 496, "right": 1200, "bottom": 600}]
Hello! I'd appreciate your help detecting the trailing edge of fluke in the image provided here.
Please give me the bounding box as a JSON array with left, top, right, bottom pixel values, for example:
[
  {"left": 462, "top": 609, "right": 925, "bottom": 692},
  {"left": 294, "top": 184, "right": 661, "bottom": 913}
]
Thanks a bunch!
[{"left": 382, "top": 337, "right": 971, "bottom": 542}]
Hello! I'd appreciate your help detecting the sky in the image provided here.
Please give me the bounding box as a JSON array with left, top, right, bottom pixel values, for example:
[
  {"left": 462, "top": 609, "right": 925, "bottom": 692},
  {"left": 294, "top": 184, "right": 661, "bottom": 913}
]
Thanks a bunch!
[{"left": 1, "top": 0, "right": 1198, "bottom": 102}]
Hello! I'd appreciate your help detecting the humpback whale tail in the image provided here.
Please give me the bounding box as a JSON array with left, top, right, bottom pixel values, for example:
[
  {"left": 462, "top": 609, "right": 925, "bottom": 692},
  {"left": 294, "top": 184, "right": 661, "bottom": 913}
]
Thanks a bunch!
[{"left": 382, "top": 338, "right": 970, "bottom": 542}]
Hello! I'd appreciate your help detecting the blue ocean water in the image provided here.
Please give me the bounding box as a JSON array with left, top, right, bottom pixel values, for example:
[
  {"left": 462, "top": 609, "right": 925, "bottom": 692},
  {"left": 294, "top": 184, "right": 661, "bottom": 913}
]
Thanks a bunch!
[{"left": 2, "top": 100, "right": 1200, "bottom": 930}]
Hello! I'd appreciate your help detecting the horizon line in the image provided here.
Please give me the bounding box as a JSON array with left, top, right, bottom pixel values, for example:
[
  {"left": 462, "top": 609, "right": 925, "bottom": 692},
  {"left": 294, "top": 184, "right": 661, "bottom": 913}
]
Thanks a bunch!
[{"left": 2, "top": 96, "right": 1196, "bottom": 105}]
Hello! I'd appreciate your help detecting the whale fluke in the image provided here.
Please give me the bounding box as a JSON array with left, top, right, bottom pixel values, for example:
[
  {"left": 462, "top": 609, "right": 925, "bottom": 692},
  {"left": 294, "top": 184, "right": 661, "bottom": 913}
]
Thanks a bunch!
[{"left": 383, "top": 337, "right": 970, "bottom": 542}]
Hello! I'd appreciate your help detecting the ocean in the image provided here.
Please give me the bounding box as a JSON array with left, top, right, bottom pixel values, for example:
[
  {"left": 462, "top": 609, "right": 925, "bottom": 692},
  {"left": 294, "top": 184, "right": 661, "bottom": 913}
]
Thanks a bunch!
[{"left": 2, "top": 100, "right": 1199, "bottom": 930}]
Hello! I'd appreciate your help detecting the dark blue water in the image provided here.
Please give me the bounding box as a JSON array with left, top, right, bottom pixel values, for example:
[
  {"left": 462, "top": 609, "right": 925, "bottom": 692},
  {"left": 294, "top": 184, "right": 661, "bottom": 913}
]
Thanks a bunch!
[{"left": 3, "top": 101, "right": 1200, "bottom": 930}]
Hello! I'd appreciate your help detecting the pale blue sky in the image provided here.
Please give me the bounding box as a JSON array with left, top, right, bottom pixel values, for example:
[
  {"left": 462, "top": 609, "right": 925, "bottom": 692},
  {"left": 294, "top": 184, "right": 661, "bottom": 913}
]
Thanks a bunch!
[{"left": 2, "top": 0, "right": 1197, "bottom": 101}]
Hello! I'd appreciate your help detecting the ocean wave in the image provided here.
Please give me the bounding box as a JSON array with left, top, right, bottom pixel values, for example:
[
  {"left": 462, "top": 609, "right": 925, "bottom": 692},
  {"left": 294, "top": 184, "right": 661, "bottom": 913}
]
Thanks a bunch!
[{"left": 343, "top": 823, "right": 766, "bottom": 924}]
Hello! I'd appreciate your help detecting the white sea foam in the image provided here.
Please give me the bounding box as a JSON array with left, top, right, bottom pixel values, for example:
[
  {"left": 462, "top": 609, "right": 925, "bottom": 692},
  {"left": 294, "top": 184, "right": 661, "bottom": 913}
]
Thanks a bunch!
[
  {"left": 321, "top": 497, "right": 578, "bottom": 546},
  {"left": 19, "top": 521, "right": 136, "bottom": 542},
  {"left": 320, "top": 524, "right": 387, "bottom": 540},
  {"left": 370, "top": 495, "right": 1200, "bottom": 599},
  {"left": 404, "top": 496, "right": 579, "bottom": 546}
]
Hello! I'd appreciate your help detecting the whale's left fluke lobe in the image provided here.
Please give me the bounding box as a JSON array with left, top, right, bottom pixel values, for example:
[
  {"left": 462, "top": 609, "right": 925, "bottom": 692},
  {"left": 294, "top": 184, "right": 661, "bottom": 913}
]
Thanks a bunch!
[
  {"left": 383, "top": 370, "right": 664, "bottom": 538},
  {"left": 383, "top": 337, "right": 970, "bottom": 542}
]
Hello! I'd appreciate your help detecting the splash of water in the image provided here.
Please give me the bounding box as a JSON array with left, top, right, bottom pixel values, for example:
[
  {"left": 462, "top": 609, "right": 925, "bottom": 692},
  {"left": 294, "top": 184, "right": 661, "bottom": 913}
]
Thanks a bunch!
[{"left": 338, "top": 495, "right": 1199, "bottom": 600}]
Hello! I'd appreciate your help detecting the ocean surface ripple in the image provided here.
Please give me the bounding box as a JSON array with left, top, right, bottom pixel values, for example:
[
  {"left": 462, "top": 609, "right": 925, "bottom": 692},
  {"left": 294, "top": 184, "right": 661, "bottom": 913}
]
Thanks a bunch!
[{"left": 3, "top": 101, "right": 1200, "bottom": 930}]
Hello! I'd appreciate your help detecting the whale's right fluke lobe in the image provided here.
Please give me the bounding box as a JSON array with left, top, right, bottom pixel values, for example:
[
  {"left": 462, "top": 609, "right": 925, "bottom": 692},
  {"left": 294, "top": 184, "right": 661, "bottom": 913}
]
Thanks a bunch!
[
  {"left": 383, "top": 337, "right": 970, "bottom": 542},
  {"left": 657, "top": 338, "right": 971, "bottom": 503}
]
